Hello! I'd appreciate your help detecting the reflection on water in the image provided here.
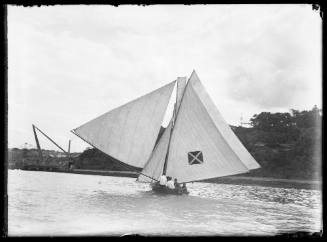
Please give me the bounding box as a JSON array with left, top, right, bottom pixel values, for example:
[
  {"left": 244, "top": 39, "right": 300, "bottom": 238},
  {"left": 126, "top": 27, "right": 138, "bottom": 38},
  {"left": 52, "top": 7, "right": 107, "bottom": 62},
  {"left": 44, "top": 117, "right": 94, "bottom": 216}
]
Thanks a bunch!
[{"left": 8, "top": 170, "right": 322, "bottom": 236}]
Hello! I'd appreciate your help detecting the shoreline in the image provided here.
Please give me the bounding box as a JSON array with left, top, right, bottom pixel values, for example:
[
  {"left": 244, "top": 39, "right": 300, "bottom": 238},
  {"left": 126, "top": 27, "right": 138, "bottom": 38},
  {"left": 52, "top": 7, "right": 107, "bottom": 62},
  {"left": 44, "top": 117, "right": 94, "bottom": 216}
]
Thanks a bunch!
[
  {"left": 206, "top": 176, "right": 321, "bottom": 190},
  {"left": 10, "top": 168, "right": 321, "bottom": 190}
]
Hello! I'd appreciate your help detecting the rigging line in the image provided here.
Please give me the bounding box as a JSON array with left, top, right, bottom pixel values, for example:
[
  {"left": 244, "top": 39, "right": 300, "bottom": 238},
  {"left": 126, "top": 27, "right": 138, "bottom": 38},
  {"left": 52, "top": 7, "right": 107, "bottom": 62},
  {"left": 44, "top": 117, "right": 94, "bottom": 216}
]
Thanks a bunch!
[
  {"left": 138, "top": 172, "right": 159, "bottom": 182},
  {"left": 162, "top": 77, "right": 190, "bottom": 176}
]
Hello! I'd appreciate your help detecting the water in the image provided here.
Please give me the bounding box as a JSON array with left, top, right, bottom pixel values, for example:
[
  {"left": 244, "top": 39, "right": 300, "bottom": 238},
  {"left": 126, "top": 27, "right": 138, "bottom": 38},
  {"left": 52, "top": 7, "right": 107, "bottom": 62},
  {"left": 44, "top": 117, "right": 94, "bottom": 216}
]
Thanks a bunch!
[{"left": 8, "top": 170, "right": 322, "bottom": 236}]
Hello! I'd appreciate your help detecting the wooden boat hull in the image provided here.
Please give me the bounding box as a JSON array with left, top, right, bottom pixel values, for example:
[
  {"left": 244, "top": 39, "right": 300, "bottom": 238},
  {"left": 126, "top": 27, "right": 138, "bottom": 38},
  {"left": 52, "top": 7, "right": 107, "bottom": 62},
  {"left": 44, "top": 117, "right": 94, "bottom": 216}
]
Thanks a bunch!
[{"left": 150, "top": 183, "right": 189, "bottom": 195}]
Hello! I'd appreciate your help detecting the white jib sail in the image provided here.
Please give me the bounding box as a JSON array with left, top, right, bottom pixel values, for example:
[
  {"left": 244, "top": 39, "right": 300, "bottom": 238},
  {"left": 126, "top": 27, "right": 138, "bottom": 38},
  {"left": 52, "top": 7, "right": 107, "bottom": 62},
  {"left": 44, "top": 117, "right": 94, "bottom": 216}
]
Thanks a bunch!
[
  {"left": 137, "top": 77, "right": 187, "bottom": 182},
  {"left": 137, "top": 120, "right": 173, "bottom": 183},
  {"left": 73, "top": 81, "right": 176, "bottom": 168},
  {"left": 165, "top": 71, "right": 260, "bottom": 183}
]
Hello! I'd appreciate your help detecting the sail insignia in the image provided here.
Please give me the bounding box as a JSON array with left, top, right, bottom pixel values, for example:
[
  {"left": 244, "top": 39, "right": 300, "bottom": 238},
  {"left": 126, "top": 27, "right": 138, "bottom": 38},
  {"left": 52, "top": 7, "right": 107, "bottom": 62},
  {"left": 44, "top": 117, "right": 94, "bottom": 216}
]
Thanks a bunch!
[{"left": 188, "top": 151, "right": 204, "bottom": 165}]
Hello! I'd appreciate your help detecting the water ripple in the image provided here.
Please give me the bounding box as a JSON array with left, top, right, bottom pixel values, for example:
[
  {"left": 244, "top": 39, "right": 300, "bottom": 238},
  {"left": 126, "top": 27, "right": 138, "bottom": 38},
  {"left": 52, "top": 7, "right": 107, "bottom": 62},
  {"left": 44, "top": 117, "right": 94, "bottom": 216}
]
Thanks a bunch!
[{"left": 8, "top": 170, "right": 322, "bottom": 236}]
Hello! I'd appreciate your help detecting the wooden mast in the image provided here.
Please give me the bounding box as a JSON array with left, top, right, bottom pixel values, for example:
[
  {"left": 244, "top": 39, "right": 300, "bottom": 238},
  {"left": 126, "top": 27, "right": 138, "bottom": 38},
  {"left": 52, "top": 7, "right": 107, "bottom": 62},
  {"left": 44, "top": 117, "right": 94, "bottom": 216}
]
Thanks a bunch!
[
  {"left": 162, "top": 77, "right": 189, "bottom": 175},
  {"left": 32, "top": 124, "right": 43, "bottom": 165},
  {"left": 68, "top": 140, "right": 71, "bottom": 158}
]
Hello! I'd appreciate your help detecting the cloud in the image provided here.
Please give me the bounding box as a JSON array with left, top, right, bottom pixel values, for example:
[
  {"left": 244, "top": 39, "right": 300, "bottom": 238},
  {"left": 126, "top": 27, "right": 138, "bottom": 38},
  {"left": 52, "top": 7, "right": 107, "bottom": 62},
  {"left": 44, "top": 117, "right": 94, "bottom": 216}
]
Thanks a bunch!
[
  {"left": 217, "top": 5, "right": 322, "bottom": 109},
  {"left": 226, "top": 66, "right": 307, "bottom": 108},
  {"left": 7, "top": 5, "right": 322, "bottom": 151}
]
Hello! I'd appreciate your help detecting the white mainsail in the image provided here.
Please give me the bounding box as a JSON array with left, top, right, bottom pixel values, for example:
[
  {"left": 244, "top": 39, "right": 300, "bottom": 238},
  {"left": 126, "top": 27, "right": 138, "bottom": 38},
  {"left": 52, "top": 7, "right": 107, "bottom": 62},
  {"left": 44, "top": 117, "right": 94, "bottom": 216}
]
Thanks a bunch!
[
  {"left": 73, "top": 81, "right": 176, "bottom": 168},
  {"left": 187, "top": 71, "right": 260, "bottom": 170},
  {"left": 164, "top": 71, "right": 260, "bottom": 183}
]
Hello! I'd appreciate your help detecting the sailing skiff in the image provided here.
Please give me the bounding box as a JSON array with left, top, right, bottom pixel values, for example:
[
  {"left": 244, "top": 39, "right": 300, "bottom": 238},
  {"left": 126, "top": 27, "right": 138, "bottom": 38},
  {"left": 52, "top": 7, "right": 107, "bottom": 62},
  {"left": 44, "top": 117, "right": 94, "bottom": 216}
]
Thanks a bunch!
[{"left": 72, "top": 71, "right": 260, "bottom": 195}]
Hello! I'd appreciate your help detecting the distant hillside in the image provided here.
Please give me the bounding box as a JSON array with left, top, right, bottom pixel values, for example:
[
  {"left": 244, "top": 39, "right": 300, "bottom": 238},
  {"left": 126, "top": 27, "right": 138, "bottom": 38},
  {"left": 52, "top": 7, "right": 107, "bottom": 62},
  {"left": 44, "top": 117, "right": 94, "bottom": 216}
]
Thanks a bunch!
[
  {"left": 231, "top": 106, "right": 322, "bottom": 181},
  {"left": 8, "top": 107, "right": 321, "bottom": 181},
  {"left": 74, "top": 147, "right": 141, "bottom": 171},
  {"left": 7, "top": 147, "right": 141, "bottom": 172},
  {"left": 232, "top": 126, "right": 321, "bottom": 180}
]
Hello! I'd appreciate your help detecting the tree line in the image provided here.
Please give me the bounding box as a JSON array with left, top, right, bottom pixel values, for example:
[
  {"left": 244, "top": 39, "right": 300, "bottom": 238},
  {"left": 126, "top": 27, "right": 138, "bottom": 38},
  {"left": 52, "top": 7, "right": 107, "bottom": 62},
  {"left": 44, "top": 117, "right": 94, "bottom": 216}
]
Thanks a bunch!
[{"left": 234, "top": 105, "right": 322, "bottom": 180}]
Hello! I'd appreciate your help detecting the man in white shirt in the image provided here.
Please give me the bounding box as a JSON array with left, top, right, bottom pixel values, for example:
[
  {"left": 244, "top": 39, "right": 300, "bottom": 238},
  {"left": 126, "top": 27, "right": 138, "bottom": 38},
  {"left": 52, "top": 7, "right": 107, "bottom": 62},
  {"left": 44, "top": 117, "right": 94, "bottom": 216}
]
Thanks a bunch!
[
  {"left": 166, "top": 177, "right": 175, "bottom": 189},
  {"left": 159, "top": 175, "right": 167, "bottom": 186}
]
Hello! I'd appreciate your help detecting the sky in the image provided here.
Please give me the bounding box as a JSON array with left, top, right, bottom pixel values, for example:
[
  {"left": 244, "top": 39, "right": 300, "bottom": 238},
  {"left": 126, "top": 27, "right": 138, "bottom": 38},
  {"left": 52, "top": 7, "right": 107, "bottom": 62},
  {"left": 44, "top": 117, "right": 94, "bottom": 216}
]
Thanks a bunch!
[{"left": 8, "top": 4, "right": 322, "bottom": 152}]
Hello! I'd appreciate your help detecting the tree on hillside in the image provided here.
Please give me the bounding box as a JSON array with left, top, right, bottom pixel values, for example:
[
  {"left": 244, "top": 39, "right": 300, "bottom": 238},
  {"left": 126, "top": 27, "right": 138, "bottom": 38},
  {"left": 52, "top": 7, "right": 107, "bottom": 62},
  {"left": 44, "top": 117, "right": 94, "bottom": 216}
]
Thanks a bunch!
[
  {"left": 290, "top": 105, "right": 322, "bottom": 129},
  {"left": 250, "top": 112, "right": 293, "bottom": 132},
  {"left": 249, "top": 112, "right": 299, "bottom": 146},
  {"left": 246, "top": 106, "right": 322, "bottom": 180},
  {"left": 250, "top": 106, "right": 321, "bottom": 131}
]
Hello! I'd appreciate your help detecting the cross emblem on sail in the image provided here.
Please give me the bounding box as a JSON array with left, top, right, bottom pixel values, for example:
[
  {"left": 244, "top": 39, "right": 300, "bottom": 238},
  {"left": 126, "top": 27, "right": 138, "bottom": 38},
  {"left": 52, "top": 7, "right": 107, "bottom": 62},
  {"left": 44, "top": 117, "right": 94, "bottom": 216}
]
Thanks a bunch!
[{"left": 188, "top": 151, "right": 203, "bottom": 165}]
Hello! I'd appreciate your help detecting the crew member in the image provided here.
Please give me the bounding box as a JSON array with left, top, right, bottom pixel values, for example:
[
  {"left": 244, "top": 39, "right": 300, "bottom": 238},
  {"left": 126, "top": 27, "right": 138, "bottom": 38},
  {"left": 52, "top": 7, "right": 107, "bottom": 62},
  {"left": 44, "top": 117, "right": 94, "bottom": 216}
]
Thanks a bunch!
[
  {"left": 174, "top": 178, "right": 181, "bottom": 192},
  {"left": 166, "top": 177, "right": 175, "bottom": 189},
  {"left": 181, "top": 183, "right": 188, "bottom": 193},
  {"left": 159, "top": 174, "right": 167, "bottom": 186}
]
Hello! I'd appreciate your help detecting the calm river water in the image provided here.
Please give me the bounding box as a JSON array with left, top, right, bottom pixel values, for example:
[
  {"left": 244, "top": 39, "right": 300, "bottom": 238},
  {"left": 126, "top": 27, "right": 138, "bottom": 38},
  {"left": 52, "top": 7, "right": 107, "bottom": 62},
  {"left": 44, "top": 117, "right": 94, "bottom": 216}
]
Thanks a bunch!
[{"left": 8, "top": 170, "right": 322, "bottom": 236}]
